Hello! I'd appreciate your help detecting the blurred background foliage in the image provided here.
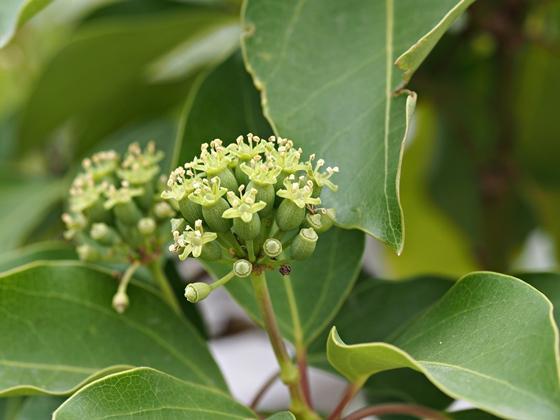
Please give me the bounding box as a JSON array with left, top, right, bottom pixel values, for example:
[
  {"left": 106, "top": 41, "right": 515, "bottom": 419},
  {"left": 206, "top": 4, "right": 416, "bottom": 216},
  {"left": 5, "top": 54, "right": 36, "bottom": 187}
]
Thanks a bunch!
[{"left": 0, "top": 0, "right": 559, "bottom": 279}]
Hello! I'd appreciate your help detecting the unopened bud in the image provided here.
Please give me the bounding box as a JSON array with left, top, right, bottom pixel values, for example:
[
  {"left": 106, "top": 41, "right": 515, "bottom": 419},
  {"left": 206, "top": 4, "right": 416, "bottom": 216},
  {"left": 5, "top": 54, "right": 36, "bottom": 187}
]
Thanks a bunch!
[
  {"left": 112, "top": 291, "right": 129, "bottom": 313},
  {"left": 77, "top": 244, "right": 102, "bottom": 262},
  {"left": 137, "top": 217, "right": 156, "bottom": 235},
  {"left": 154, "top": 201, "right": 175, "bottom": 219},
  {"left": 233, "top": 259, "right": 252, "bottom": 278},
  {"left": 276, "top": 199, "right": 305, "bottom": 231},
  {"left": 90, "top": 223, "right": 119, "bottom": 246},
  {"left": 185, "top": 282, "right": 212, "bottom": 303},
  {"left": 290, "top": 228, "right": 318, "bottom": 260},
  {"left": 263, "top": 238, "right": 283, "bottom": 258}
]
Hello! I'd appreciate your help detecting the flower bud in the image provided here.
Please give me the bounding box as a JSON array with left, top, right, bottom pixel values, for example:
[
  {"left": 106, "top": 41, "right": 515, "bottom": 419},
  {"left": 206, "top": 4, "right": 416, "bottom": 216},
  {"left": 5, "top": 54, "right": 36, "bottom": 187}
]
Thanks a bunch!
[
  {"left": 113, "top": 201, "right": 143, "bottom": 226},
  {"left": 276, "top": 199, "right": 305, "bottom": 231},
  {"left": 137, "top": 217, "right": 156, "bottom": 235},
  {"left": 200, "top": 240, "right": 222, "bottom": 261},
  {"left": 263, "top": 238, "right": 282, "bottom": 258},
  {"left": 90, "top": 223, "right": 120, "bottom": 246},
  {"left": 202, "top": 198, "right": 232, "bottom": 233},
  {"left": 305, "top": 208, "right": 335, "bottom": 233},
  {"left": 247, "top": 182, "right": 275, "bottom": 216},
  {"left": 154, "top": 201, "right": 175, "bottom": 219},
  {"left": 184, "top": 282, "right": 212, "bottom": 303},
  {"left": 112, "top": 291, "right": 129, "bottom": 313},
  {"left": 233, "top": 259, "right": 253, "bottom": 278},
  {"left": 178, "top": 198, "right": 203, "bottom": 224},
  {"left": 233, "top": 214, "right": 261, "bottom": 240},
  {"left": 77, "top": 244, "right": 103, "bottom": 262},
  {"left": 290, "top": 228, "right": 318, "bottom": 260},
  {"left": 216, "top": 168, "right": 239, "bottom": 192}
]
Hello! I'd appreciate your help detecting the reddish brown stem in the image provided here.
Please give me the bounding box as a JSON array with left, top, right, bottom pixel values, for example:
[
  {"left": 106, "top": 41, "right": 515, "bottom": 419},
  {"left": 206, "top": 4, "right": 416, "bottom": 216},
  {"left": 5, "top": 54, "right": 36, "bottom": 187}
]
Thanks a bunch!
[
  {"left": 296, "top": 347, "right": 312, "bottom": 407},
  {"left": 250, "top": 371, "right": 279, "bottom": 410},
  {"left": 328, "top": 382, "right": 362, "bottom": 420},
  {"left": 343, "top": 404, "right": 448, "bottom": 420}
]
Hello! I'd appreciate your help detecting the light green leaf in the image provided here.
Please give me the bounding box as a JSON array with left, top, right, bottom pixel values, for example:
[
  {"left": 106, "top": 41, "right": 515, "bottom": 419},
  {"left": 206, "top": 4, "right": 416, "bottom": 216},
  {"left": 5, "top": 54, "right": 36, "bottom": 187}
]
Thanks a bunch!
[
  {"left": 0, "top": 241, "right": 76, "bottom": 273},
  {"left": 328, "top": 272, "right": 560, "bottom": 419},
  {"left": 0, "top": 178, "right": 66, "bottom": 254},
  {"left": 308, "top": 275, "right": 453, "bottom": 409},
  {"left": 520, "top": 272, "right": 560, "bottom": 326},
  {"left": 19, "top": 6, "right": 239, "bottom": 157},
  {"left": 53, "top": 368, "right": 254, "bottom": 420},
  {"left": 0, "top": 0, "right": 53, "bottom": 48},
  {"left": 209, "top": 228, "right": 364, "bottom": 345},
  {"left": 0, "top": 261, "right": 226, "bottom": 396},
  {"left": 241, "top": 0, "right": 475, "bottom": 251},
  {"left": 173, "top": 51, "right": 271, "bottom": 168}
]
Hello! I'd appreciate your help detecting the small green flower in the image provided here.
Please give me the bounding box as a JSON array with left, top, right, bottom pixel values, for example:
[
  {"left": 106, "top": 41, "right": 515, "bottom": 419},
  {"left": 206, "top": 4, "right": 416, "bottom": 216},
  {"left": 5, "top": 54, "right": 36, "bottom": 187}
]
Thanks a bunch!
[
  {"left": 103, "top": 183, "right": 143, "bottom": 209},
  {"left": 161, "top": 166, "right": 200, "bottom": 202},
  {"left": 240, "top": 157, "right": 282, "bottom": 185},
  {"left": 68, "top": 174, "right": 105, "bottom": 213},
  {"left": 277, "top": 175, "right": 321, "bottom": 208},
  {"left": 61, "top": 212, "right": 87, "bottom": 239},
  {"left": 227, "top": 133, "right": 266, "bottom": 161},
  {"left": 81, "top": 150, "right": 119, "bottom": 182},
  {"left": 171, "top": 219, "right": 218, "bottom": 260},
  {"left": 222, "top": 187, "right": 266, "bottom": 223},
  {"left": 188, "top": 177, "right": 227, "bottom": 207},
  {"left": 190, "top": 139, "right": 233, "bottom": 176},
  {"left": 306, "top": 154, "right": 339, "bottom": 192},
  {"left": 118, "top": 142, "right": 164, "bottom": 184},
  {"left": 265, "top": 137, "right": 306, "bottom": 174}
]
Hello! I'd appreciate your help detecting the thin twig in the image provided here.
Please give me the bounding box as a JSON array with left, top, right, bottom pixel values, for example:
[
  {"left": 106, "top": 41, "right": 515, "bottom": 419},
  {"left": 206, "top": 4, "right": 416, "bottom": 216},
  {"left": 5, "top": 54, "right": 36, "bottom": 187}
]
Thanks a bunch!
[{"left": 250, "top": 371, "right": 280, "bottom": 410}]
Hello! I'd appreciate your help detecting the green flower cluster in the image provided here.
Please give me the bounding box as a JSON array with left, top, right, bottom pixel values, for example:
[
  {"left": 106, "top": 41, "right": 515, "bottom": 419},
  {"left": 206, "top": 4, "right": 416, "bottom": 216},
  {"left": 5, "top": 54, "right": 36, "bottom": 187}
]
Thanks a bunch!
[
  {"left": 163, "top": 134, "right": 338, "bottom": 303},
  {"left": 62, "top": 142, "right": 175, "bottom": 266}
]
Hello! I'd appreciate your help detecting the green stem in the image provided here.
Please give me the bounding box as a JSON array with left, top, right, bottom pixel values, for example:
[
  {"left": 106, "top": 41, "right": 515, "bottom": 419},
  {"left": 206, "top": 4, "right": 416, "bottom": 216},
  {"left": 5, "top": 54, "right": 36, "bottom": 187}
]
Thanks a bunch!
[
  {"left": 251, "top": 271, "right": 318, "bottom": 420},
  {"left": 210, "top": 271, "right": 236, "bottom": 290},
  {"left": 147, "top": 260, "right": 182, "bottom": 316},
  {"left": 247, "top": 240, "right": 256, "bottom": 262},
  {"left": 117, "top": 261, "right": 141, "bottom": 295},
  {"left": 218, "top": 231, "right": 245, "bottom": 256},
  {"left": 284, "top": 274, "right": 312, "bottom": 406}
]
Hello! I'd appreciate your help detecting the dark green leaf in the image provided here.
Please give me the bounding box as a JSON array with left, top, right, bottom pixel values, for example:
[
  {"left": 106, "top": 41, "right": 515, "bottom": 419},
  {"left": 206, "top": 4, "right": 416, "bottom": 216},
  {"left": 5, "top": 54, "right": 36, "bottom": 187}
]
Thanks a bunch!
[
  {"left": 308, "top": 275, "right": 453, "bottom": 409},
  {"left": 19, "top": 6, "right": 239, "bottom": 158},
  {"left": 242, "top": 0, "right": 475, "bottom": 251},
  {"left": 0, "top": 178, "right": 66, "bottom": 254},
  {"left": 0, "top": 241, "right": 76, "bottom": 273},
  {"left": 0, "top": 261, "right": 226, "bottom": 396},
  {"left": 53, "top": 368, "right": 254, "bottom": 420},
  {"left": 328, "top": 272, "right": 560, "bottom": 419},
  {"left": 173, "top": 51, "right": 271, "bottom": 168}
]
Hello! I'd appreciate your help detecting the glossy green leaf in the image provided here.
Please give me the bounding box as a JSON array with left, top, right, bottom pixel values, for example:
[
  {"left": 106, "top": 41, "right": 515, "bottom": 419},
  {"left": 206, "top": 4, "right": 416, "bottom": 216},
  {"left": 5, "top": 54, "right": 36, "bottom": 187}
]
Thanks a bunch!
[
  {"left": 53, "top": 368, "right": 254, "bottom": 420},
  {"left": 242, "top": 0, "right": 475, "bottom": 251},
  {"left": 0, "top": 241, "right": 76, "bottom": 273},
  {"left": 308, "top": 275, "right": 453, "bottom": 409},
  {"left": 208, "top": 228, "right": 364, "bottom": 345},
  {"left": 384, "top": 105, "right": 476, "bottom": 277},
  {"left": 0, "top": 261, "right": 226, "bottom": 396},
  {"left": 520, "top": 272, "right": 560, "bottom": 326},
  {"left": 0, "top": 0, "right": 53, "bottom": 48},
  {"left": 19, "top": 6, "right": 239, "bottom": 157},
  {"left": 173, "top": 51, "right": 271, "bottom": 168},
  {"left": 0, "top": 178, "right": 66, "bottom": 254},
  {"left": 328, "top": 272, "right": 560, "bottom": 419}
]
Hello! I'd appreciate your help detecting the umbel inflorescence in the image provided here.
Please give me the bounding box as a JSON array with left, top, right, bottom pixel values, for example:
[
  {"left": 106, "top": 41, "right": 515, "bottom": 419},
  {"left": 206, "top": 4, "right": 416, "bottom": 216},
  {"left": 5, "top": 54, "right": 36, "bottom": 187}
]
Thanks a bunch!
[
  {"left": 62, "top": 142, "right": 176, "bottom": 311},
  {"left": 163, "top": 134, "right": 338, "bottom": 303}
]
